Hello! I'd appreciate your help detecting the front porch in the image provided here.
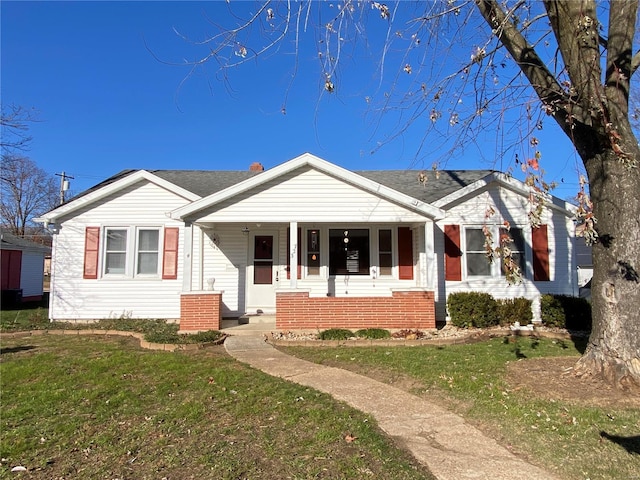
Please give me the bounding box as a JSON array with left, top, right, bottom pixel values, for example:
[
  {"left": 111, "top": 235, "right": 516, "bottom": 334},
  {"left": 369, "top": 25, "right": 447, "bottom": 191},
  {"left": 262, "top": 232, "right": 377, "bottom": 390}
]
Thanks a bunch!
[{"left": 178, "top": 288, "right": 436, "bottom": 333}]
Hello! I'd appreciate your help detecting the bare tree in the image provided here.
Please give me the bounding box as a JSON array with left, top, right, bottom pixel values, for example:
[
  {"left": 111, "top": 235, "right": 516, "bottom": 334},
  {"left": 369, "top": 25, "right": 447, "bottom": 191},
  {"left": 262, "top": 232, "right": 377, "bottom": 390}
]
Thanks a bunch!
[
  {"left": 178, "top": 1, "right": 640, "bottom": 389},
  {"left": 1, "top": 104, "right": 38, "bottom": 153},
  {"left": 1, "top": 155, "right": 58, "bottom": 237}
]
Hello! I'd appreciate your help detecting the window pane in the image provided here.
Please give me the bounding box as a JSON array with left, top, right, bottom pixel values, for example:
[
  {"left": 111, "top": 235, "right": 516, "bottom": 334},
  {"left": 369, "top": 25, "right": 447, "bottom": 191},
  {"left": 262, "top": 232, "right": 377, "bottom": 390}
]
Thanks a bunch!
[
  {"left": 106, "top": 253, "right": 126, "bottom": 274},
  {"left": 510, "top": 228, "right": 525, "bottom": 251},
  {"left": 500, "top": 228, "right": 526, "bottom": 276},
  {"left": 138, "top": 230, "right": 159, "bottom": 251},
  {"left": 138, "top": 252, "right": 159, "bottom": 274},
  {"left": 379, "top": 253, "right": 392, "bottom": 276},
  {"left": 379, "top": 229, "right": 392, "bottom": 251},
  {"left": 107, "top": 230, "right": 127, "bottom": 251},
  {"left": 467, "top": 253, "right": 491, "bottom": 276},
  {"left": 329, "top": 229, "right": 369, "bottom": 275},
  {"left": 105, "top": 230, "right": 127, "bottom": 274},
  {"left": 466, "top": 229, "right": 486, "bottom": 251},
  {"left": 307, "top": 230, "right": 320, "bottom": 276}
]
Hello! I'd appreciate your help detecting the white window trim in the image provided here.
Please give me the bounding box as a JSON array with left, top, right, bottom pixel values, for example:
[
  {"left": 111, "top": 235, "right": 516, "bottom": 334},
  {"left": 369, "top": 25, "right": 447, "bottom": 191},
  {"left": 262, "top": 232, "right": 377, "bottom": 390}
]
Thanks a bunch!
[
  {"left": 135, "top": 227, "right": 161, "bottom": 277},
  {"left": 297, "top": 226, "right": 400, "bottom": 280},
  {"left": 101, "top": 225, "right": 164, "bottom": 279},
  {"left": 462, "top": 225, "right": 530, "bottom": 280}
]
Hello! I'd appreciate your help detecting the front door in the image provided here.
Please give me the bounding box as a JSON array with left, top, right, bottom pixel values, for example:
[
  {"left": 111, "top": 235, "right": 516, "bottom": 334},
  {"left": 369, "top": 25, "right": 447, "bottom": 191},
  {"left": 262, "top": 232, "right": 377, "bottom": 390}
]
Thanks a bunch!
[{"left": 247, "top": 232, "right": 279, "bottom": 314}]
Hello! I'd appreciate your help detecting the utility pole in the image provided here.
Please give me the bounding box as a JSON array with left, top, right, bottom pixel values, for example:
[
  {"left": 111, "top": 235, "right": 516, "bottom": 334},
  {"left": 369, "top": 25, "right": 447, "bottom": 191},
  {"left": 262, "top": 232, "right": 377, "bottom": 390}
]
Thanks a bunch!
[{"left": 55, "top": 172, "right": 74, "bottom": 204}]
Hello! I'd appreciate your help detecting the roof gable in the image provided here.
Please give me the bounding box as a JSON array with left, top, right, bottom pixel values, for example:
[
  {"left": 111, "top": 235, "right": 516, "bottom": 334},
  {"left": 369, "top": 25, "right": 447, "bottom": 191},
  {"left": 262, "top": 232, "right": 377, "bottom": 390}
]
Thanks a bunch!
[
  {"left": 35, "top": 170, "right": 201, "bottom": 223},
  {"left": 432, "top": 172, "right": 576, "bottom": 216},
  {"left": 170, "top": 153, "right": 445, "bottom": 221}
]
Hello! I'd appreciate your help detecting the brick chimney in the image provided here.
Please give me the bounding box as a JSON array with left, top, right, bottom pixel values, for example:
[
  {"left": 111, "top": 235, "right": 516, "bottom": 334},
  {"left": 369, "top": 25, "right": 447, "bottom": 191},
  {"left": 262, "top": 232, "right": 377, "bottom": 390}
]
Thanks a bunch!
[{"left": 249, "top": 162, "right": 264, "bottom": 172}]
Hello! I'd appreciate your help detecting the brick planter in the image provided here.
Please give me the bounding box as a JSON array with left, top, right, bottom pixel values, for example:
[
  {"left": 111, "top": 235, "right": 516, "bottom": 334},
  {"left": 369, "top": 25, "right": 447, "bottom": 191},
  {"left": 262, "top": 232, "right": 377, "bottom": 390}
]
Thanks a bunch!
[
  {"left": 179, "top": 291, "right": 222, "bottom": 332},
  {"left": 276, "top": 289, "right": 435, "bottom": 330}
]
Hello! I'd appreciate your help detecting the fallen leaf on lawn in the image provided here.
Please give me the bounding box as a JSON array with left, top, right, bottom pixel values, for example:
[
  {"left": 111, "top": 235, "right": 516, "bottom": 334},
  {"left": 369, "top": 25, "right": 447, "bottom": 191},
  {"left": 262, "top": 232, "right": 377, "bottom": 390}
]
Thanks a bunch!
[{"left": 344, "top": 434, "right": 358, "bottom": 443}]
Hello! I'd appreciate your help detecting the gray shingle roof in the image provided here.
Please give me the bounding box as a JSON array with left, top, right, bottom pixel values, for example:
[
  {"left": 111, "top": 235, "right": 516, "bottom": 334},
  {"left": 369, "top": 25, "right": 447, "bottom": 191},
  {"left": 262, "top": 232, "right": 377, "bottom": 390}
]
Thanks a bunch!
[
  {"left": 0, "top": 231, "right": 51, "bottom": 253},
  {"left": 150, "top": 170, "right": 261, "bottom": 198},
  {"left": 67, "top": 167, "right": 496, "bottom": 206}
]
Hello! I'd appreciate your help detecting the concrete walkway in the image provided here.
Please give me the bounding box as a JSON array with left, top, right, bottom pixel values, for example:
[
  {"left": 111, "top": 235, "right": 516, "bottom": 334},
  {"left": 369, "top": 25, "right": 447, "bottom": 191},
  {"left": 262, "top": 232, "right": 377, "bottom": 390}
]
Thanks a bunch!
[{"left": 225, "top": 335, "right": 560, "bottom": 480}]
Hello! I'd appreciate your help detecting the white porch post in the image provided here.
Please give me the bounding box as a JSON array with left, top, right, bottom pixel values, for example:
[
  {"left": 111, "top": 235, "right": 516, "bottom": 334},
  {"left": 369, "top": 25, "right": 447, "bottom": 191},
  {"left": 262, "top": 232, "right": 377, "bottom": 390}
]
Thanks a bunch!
[
  {"left": 424, "top": 221, "right": 436, "bottom": 289},
  {"left": 182, "top": 221, "right": 193, "bottom": 292},
  {"left": 289, "top": 221, "right": 298, "bottom": 288}
]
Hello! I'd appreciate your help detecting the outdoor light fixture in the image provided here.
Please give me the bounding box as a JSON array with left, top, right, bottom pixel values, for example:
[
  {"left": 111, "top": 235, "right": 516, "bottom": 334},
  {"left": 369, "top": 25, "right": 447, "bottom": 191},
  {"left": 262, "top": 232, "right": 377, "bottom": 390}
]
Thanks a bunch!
[{"left": 241, "top": 226, "right": 250, "bottom": 235}]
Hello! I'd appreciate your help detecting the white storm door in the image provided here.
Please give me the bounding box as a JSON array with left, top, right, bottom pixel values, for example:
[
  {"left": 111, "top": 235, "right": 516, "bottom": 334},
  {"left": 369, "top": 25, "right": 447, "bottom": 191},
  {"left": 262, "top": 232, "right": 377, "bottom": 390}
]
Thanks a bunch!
[{"left": 246, "top": 232, "right": 279, "bottom": 313}]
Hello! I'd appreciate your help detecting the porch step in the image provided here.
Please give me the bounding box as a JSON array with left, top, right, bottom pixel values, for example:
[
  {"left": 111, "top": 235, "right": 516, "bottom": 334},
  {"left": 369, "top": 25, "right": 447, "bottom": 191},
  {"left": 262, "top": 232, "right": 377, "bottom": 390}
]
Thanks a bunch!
[
  {"left": 221, "top": 316, "right": 276, "bottom": 336},
  {"left": 238, "top": 314, "right": 276, "bottom": 325}
]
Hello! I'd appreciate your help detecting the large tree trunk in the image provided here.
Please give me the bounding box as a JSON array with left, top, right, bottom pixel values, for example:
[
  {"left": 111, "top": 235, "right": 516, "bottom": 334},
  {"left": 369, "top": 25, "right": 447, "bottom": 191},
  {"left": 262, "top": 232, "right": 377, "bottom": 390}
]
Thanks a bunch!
[
  {"left": 574, "top": 139, "right": 640, "bottom": 391},
  {"left": 475, "top": 0, "right": 640, "bottom": 390}
]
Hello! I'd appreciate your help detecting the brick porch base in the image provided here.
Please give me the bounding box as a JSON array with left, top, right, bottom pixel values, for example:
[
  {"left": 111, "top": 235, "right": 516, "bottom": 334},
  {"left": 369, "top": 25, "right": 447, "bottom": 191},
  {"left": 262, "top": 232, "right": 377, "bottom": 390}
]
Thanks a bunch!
[
  {"left": 276, "top": 289, "right": 435, "bottom": 330},
  {"left": 179, "top": 292, "right": 222, "bottom": 332}
]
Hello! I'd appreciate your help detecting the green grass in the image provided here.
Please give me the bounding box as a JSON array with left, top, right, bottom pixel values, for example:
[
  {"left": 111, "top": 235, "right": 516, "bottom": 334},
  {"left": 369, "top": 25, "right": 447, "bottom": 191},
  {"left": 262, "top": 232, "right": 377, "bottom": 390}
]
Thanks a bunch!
[
  {"left": 0, "top": 334, "right": 434, "bottom": 479},
  {"left": 280, "top": 337, "right": 640, "bottom": 480}
]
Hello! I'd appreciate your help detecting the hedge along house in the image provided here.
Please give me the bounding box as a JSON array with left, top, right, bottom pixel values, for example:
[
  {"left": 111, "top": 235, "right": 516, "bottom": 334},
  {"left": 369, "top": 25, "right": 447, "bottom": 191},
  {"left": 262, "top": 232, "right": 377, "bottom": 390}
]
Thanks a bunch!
[{"left": 35, "top": 153, "right": 578, "bottom": 332}]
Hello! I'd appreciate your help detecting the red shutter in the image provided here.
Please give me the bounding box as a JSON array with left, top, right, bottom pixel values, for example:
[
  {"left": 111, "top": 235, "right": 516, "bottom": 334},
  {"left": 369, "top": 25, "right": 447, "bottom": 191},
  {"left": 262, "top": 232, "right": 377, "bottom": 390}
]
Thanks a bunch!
[
  {"left": 286, "top": 228, "right": 302, "bottom": 279},
  {"left": 83, "top": 227, "right": 100, "bottom": 279},
  {"left": 162, "top": 227, "right": 179, "bottom": 280},
  {"left": 532, "top": 224, "right": 550, "bottom": 281},
  {"left": 444, "top": 225, "right": 462, "bottom": 281},
  {"left": 398, "top": 227, "right": 414, "bottom": 280}
]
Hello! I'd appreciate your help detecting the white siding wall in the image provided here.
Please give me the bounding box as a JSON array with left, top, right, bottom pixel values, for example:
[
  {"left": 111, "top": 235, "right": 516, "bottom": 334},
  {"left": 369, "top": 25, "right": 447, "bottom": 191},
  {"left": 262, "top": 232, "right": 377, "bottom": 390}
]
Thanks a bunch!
[
  {"left": 195, "top": 168, "right": 427, "bottom": 223},
  {"left": 20, "top": 251, "right": 45, "bottom": 297},
  {"left": 436, "top": 185, "right": 578, "bottom": 321},
  {"left": 50, "top": 181, "right": 190, "bottom": 320}
]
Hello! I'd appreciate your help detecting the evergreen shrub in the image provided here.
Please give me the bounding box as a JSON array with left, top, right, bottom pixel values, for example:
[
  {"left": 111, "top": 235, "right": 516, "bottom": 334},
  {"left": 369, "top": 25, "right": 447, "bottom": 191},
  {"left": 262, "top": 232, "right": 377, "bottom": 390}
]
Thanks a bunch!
[
  {"left": 497, "top": 298, "right": 533, "bottom": 326},
  {"left": 541, "top": 294, "right": 592, "bottom": 331},
  {"left": 447, "top": 292, "right": 499, "bottom": 328}
]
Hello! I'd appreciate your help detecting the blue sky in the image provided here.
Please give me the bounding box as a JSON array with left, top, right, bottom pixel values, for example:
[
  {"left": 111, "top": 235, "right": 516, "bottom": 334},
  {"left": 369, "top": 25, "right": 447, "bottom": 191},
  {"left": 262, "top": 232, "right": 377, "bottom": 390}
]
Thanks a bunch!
[{"left": 2, "top": 1, "right": 583, "bottom": 198}]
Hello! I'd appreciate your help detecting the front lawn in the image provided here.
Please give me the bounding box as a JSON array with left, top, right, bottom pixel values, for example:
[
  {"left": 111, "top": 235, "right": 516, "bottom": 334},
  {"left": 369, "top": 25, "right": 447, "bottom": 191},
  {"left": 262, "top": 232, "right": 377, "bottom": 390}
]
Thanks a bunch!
[
  {"left": 0, "top": 334, "right": 434, "bottom": 479},
  {"left": 280, "top": 338, "right": 640, "bottom": 480}
]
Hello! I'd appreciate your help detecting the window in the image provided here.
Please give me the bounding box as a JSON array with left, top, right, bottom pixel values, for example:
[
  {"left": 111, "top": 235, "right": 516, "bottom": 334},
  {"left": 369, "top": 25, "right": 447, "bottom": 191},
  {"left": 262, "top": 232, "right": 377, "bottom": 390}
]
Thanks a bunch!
[
  {"left": 378, "top": 229, "right": 392, "bottom": 276},
  {"left": 329, "top": 229, "right": 370, "bottom": 275},
  {"left": 102, "top": 227, "right": 163, "bottom": 277},
  {"left": 465, "top": 228, "right": 491, "bottom": 276},
  {"left": 307, "top": 229, "right": 320, "bottom": 275},
  {"left": 105, "top": 229, "right": 127, "bottom": 274},
  {"left": 137, "top": 229, "right": 159, "bottom": 275},
  {"left": 500, "top": 227, "right": 526, "bottom": 275}
]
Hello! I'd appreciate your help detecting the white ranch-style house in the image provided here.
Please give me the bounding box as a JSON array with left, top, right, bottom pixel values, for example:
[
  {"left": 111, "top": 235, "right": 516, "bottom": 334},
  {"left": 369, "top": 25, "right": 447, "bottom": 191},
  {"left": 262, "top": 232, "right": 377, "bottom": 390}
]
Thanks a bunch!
[{"left": 36, "top": 153, "right": 579, "bottom": 331}]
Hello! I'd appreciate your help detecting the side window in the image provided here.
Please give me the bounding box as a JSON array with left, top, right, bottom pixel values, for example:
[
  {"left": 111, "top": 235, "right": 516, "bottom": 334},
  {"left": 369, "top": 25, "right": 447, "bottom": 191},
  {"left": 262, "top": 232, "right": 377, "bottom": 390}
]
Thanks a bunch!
[
  {"left": 136, "top": 229, "right": 160, "bottom": 275},
  {"left": 378, "top": 229, "right": 392, "bottom": 276},
  {"left": 104, "top": 229, "right": 128, "bottom": 274},
  {"left": 307, "top": 229, "right": 320, "bottom": 275},
  {"left": 465, "top": 228, "right": 491, "bottom": 276}
]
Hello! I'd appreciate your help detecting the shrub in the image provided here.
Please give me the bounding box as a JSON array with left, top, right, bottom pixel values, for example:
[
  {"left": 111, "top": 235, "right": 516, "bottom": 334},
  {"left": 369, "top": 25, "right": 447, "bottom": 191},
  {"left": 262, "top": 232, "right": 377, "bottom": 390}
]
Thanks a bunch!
[
  {"left": 318, "top": 328, "right": 354, "bottom": 340},
  {"left": 497, "top": 298, "right": 532, "bottom": 326},
  {"left": 355, "top": 328, "right": 391, "bottom": 339},
  {"left": 447, "top": 292, "right": 499, "bottom": 328},
  {"left": 541, "top": 294, "right": 592, "bottom": 331}
]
